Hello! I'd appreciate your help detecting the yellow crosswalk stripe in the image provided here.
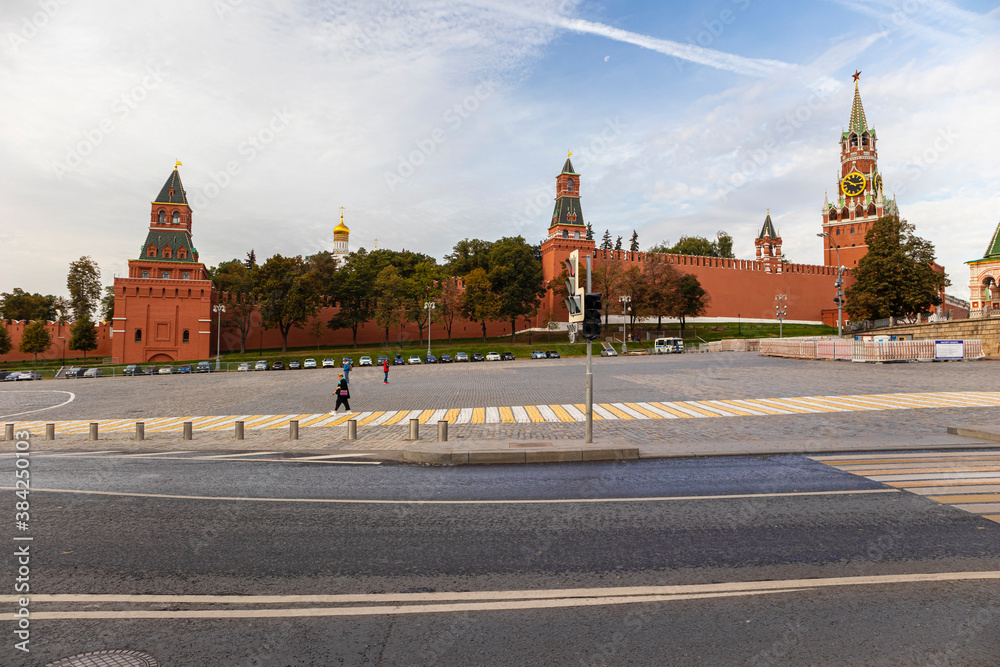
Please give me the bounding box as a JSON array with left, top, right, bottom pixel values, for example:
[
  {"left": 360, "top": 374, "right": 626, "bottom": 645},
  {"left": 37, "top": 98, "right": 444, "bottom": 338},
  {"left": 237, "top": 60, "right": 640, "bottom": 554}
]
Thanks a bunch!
[
  {"left": 443, "top": 408, "right": 461, "bottom": 423},
  {"left": 417, "top": 409, "right": 437, "bottom": 424},
  {"left": 646, "top": 402, "right": 696, "bottom": 418},
  {"left": 674, "top": 402, "right": 722, "bottom": 418},
  {"left": 471, "top": 407, "right": 486, "bottom": 424},
  {"left": 571, "top": 404, "right": 604, "bottom": 420},
  {"left": 381, "top": 410, "right": 413, "bottom": 426},
  {"left": 548, "top": 405, "right": 575, "bottom": 422},
  {"left": 599, "top": 404, "right": 635, "bottom": 420},
  {"left": 498, "top": 406, "right": 516, "bottom": 423},
  {"left": 623, "top": 403, "right": 662, "bottom": 419},
  {"left": 358, "top": 411, "right": 386, "bottom": 426},
  {"left": 523, "top": 405, "right": 544, "bottom": 422}
]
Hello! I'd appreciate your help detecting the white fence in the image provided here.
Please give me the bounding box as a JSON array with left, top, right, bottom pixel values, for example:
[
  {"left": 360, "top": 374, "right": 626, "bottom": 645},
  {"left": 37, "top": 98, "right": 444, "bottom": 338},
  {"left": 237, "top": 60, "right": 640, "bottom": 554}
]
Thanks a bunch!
[{"left": 759, "top": 338, "right": 984, "bottom": 362}]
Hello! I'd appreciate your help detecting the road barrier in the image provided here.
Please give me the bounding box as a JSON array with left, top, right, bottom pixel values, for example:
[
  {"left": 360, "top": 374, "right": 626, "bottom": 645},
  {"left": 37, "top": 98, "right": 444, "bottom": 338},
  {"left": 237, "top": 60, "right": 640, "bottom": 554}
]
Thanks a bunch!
[
  {"left": 289, "top": 420, "right": 299, "bottom": 440},
  {"left": 183, "top": 421, "right": 193, "bottom": 440},
  {"left": 4, "top": 424, "right": 12, "bottom": 441},
  {"left": 438, "top": 420, "right": 448, "bottom": 442},
  {"left": 347, "top": 419, "right": 357, "bottom": 440},
  {"left": 45, "top": 423, "right": 55, "bottom": 440},
  {"left": 409, "top": 418, "right": 420, "bottom": 441},
  {"left": 759, "top": 340, "right": 818, "bottom": 359},
  {"left": 136, "top": 422, "right": 144, "bottom": 441},
  {"left": 760, "top": 338, "right": 985, "bottom": 362},
  {"left": 235, "top": 421, "right": 244, "bottom": 440},
  {"left": 816, "top": 340, "right": 853, "bottom": 360},
  {"left": 89, "top": 423, "right": 98, "bottom": 440}
]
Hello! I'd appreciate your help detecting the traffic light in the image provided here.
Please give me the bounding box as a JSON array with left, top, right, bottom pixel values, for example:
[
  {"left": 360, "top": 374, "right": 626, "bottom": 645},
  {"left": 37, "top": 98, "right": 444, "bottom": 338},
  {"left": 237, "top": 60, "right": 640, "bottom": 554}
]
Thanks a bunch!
[
  {"left": 582, "top": 292, "right": 602, "bottom": 340},
  {"left": 563, "top": 250, "right": 584, "bottom": 323},
  {"left": 833, "top": 297, "right": 843, "bottom": 306}
]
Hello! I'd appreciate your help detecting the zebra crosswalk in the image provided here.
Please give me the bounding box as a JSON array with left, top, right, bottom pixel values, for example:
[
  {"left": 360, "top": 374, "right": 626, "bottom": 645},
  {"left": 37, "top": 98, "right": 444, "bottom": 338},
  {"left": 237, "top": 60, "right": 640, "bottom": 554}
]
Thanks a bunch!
[
  {"left": 811, "top": 450, "right": 1000, "bottom": 524},
  {"left": 9, "top": 390, "right": 1000, "bottom": 436}
]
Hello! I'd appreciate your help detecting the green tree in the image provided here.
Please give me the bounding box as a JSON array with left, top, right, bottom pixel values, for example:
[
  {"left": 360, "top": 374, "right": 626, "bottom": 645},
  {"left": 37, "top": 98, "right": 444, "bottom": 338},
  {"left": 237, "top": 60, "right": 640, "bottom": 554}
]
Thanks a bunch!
[
  {"left": 600, "top": 229, "right": 613, "bottom": 250},
  {"left": 405, "top": 260, "right": 441, "bottom": 344},
  {"left": 327, "top": 249, "right": 380, "bottom": 348},
  {"left": 844, "top": 214, "right": 948, "bottom": 322},
  {"left": 642, "top": 256, "right": 681, "bottom": 329},
  {"left": 100, "top": 286, "right": 115, "bottom": 322},
  {"left": 614, "top": 236, "right": 623, "bottom": 252},
  {"left": 435, "top": 278, "right": 462, "bottom": 341},
  {"left": 445, "top": 238, "right": 494, "bottom": 277},
  {"left": 592, "top": 260, "right": 624, "bottom": 334},
  {"left": 68, "top": 315, "right": 98, "bottom": 360},
  {"left": 586, "top": 223, "right": 594, "bottom": 241},
  {"left": 255, "top": 254, "right": 322, "bottom": 352},
  {"left": 307, "top": 319, "right": 325, "bottom": 349},
  {"left": 67, "top": 256, "right": 102, "bottom": 321},
  {"left": 373, "top": 265, "right": 405, "bottom": 345},
  {"left": 668, "top": 273, "right": 709, "bottom": 333},
  {"left": 19, "top": 320, "right": 51, "bottom": 361},
  {"left": 629, "top": 230, "right": 639, "bottom": 252},
  {"left": 461, "top": 267, "right": 499, "bottom": 343},
  {"left": 0, "top": 289, "right": 57, "bottom": 321},
  {"left": 488, "top": 236, "right": 546, "bottom": 342},
  {"left": 0, "top": 322, "right": 12, "bottom": 356},
  {"left": 650, "top": 232, "right": 735, "bottom": 258},
  {"left": 212, "top": 259, "right": 257, "bottom": 353}
]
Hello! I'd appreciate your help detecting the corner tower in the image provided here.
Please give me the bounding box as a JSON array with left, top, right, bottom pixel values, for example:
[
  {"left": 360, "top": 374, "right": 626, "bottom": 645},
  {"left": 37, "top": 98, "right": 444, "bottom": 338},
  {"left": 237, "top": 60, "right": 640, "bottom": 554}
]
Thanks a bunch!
[
  {"left": 967, "top": 219, "right": 1000, "bottom": 318},
  {"left": 755, "top": 210, "right": 783, "bottom": 273},
  {"left": 111, "top": 164, "right": 215, "bottom": 364},
  {"left": 333, "top": 206, "right": 350, "bottom": 267},
  {"left": 820, "top": 72, "right": 897, "bottom": 268}
]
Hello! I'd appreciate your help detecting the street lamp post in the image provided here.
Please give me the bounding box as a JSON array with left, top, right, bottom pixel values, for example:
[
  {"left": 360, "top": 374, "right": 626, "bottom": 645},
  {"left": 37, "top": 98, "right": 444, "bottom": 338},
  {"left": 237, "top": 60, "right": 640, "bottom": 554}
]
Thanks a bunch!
[
  {"left": 424, "top": 301, "right": 435, "bottom": 359},
  {"left": 775, "top": 294, "right": 787, "bottom": 338},
  {"left": 817, "top": 232, "right": 845, "bottom": 337},
  {"left": 619, "top": 295, "right": 631, "bottom": 352},
  {"left": 259, "top": 329, "right": 263, "bottom": 356},
  {"left": 213, "top": 303, "right": 226, "bottom": 371}
]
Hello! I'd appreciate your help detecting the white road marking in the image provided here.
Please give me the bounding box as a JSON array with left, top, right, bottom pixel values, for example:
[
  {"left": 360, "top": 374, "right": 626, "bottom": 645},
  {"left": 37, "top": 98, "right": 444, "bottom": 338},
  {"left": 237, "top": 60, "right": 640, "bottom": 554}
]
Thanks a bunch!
[
  {"left": 561, "top": 404, "right": 586, "bottom": 422},
  {"left": 635, "top": 402, "right": 678, "bottom": 419},
  {"left": 536, "top": 405, "right": 559, "bottom": 422},
  {"left": 0, "top": 487, "right": 899, "bottom": 505},
  {"left": 456, "top": 408, "right": 473, "bottom": 424},
  {"left": 0, "top": 390, "right": 76, "bottom": 420},
  {"left": 485, "top": 407, "right": 500, "bottom": 423}
]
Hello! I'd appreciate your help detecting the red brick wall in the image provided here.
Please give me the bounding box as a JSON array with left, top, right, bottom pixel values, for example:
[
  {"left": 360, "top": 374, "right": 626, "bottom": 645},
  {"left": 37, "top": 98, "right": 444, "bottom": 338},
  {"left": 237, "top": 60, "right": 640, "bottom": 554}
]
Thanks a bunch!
[{"left": 0, "top": 320, "right": 114, "bottom": 364}]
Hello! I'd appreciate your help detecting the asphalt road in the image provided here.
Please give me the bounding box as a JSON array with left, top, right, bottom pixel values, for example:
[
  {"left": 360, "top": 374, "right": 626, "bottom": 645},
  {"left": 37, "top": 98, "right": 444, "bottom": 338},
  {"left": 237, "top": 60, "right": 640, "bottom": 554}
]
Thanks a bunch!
[{"left": 3, "top": 454, "right": 999, "bottom": 665}]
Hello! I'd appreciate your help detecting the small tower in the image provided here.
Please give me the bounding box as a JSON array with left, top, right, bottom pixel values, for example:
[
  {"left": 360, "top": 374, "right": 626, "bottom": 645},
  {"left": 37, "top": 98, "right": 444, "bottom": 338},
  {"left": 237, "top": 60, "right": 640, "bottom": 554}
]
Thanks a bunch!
[
  {"left": 333, "top": 206, "right": 350, "bottom": 266},
  {"left": 967, "top": 218, "right": 1000, "bottom": 318},
  {"left": 755, "top": 210, "right": 783, "bottom": 273}
]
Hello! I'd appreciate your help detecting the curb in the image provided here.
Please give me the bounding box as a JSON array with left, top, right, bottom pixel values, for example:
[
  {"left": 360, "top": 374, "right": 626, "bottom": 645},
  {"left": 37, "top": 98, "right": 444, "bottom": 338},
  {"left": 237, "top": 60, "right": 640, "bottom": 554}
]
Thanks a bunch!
[
  {"left": 946, "top": 425, "right": 1000, "bottom": 443},
  {"left": 402, "top": 447, "right": 639, "bottom": 465}
]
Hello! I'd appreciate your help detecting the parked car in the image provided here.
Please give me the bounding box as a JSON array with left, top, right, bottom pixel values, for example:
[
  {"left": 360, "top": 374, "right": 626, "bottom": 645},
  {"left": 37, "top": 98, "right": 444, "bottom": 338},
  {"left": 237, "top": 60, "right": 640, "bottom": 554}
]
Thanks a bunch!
[
  {"left": 321, "top": 358, "right": 336, "bottom": 369},
  {"left": 393, "top": 354, "right": 405, "bottom": 365},
  {"left": 237, "top": 362, "right": 251, "bottom": 372},
  {"left": 65, "top": 367, "right": 84, "bottom": 378},
  {"left": 530, "top": 351, "right": 547, "bottom": 359},
  {"left": 377, "top": 356, "right": 388, "bottom": 366},
  {"left": 272, "top": 361, "right": 285, "bottom": 371},
  {"left": 288, "top": 360, "right": 302, "bottom": 370},
  {"left": 142, "top": 366, "right": 157, "bottom": 375},
  {"left": 471, "top": 352, "right": 485, "bottom": 362},
  {"left": 82, "top": 368, "right": 104, "bottom": 378},
  {"left": 546, "top": 351, "right": 561, "bottom": 359},
  {"left": 0, "top": 371, "right": 11, "bottom": 381},
  {"left": 600, "top": 348, "right": 618, "bottom": 357},
  {"left": 304, "top": 358, "right": 317, "bottom": 369},
  {"left": 255, "top": 360, "right": 269, "bottom": 371},
  {"left": 177, "top": 364, "right": 193, "bottom": 374},
  {"left": 4, "top": 372, "right": 20, "bottom": 382},
  {"left": 455, "top": 352, "right": 469, "bottom": 362},
  {"left": 341, "top": 357, "right": 353, "bottom": 368},
  {"left": 359, "top": 356, "right": 373, "bottom": 367},
  {"left": 196, "top": 361, "right": 212, "bottom": 373},
  {"left": 407, "top": 356, "right": 422, "bottom": 365},
  {"left": 485, "top": 352, "right": 501, "bottom": 361},
  {"left": 123, "top": 364, "right": 141, "bottom": 376},
  {"left": 158, "top": 365, "right": 174, "bottom": 375},
  {"left": 501, "top": 352, "right": 515, "bottom": 361},
  {"left": 18, "top": 371, "right": 43, "bottom": 381},
  {"left": 439, "top": 354, "right": 453, "bottom": 363},
  {"left": 425, "top": 354, "right": 437, "bottom": 364}
]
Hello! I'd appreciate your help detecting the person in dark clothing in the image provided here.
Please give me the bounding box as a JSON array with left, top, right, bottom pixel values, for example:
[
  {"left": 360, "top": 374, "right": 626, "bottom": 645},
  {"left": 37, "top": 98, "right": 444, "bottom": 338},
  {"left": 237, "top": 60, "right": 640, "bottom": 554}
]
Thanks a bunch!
[{"left": 333, "top": 373, "right": 351, "bottom": 413}]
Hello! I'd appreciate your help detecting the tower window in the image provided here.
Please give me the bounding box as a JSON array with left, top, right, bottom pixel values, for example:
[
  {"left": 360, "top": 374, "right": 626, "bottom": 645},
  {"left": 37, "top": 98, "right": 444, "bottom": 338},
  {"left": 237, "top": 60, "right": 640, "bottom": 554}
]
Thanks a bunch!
[
  {"left": 850, "top": 227, "right": 854, "bottom": 234},
  {"left": 163, "top": 248, "right": 172, "bottom": 258},
  {"left": 850, "top": 134, "right": 858, "bottom": 147},
  {"left": 162, "top": 271, "right": 170, "bottom": 279},
  {"left": 141, "top": 270, "right": 149, "bottom": 278},
  {"left": 182, "top": 329, "right": 190, "bottom": 343},
  {"left": 147, "top": 246, "right": 156, "bottom": 257},
  {"left": 574, "top": 231, "right": 580, "bottom": 240},
  {"left": 178, "top": 248, "right": 187, "bottom": 259},
  {"left": 562, "top": 229, "right": 568, "bottom": 239},
  {"left": 182, "top": 272, "right": 190, "bottom": 280},
  {"left": 836, "top": 229, "right": 840, "bottom": 235},
  {"left": 158, "top": 210, "right": 165, "bottom": 223},
  {"left": 172, "top": 211, "right": 180, "bottom": 224},
  {"left": 135, "top": 329, "right": 142, "bottom": 343},
  {"left": 568, "top": 179, "right": 575, "bottom": 192}
]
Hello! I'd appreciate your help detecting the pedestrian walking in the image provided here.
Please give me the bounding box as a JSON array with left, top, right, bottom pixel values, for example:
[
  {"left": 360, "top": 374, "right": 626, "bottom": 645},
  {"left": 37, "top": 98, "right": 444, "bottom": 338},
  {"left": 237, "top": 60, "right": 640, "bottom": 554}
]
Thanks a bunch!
[
  {"left": 383, "top": 358, "right": 390, "bottom": 384},
  {"left": 342, "top": 358, "right": 351, "bottom": 385},
  {"left": 333, "top": 373, "right": 351, "bottom": 413}
]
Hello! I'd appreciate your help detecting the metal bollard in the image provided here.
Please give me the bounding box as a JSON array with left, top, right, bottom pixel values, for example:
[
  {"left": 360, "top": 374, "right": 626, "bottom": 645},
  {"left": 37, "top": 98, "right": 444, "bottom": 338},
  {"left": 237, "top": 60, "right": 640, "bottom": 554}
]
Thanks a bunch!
[
  {"left": 289, "top": 420, "right": 299, "bottom": 440},
  {"left": 89, "top": 422, "right": 99, "bottom": 441},
  {"left": 235, "top": 421, "right": 244, "bottom": 440},
  {"left": 135, "top": 422, "right": 144, "bottom": 441},
  {"left": 347, "top": 419, "right": 357, "bottom": 440},
  {"left": 5, "top": 423, "right": 14, "bottom": 441},
  {"left": 437, "top": 420, "right": 448, "bottom": 442},
  {"left": 409, "top": 418, "right": 419, "bottom": 441},
  {"left": 45, "top": 424, "right": 55, "bottom": 441},
  {"left": 183, "top": 421, "right": 193, "bottom": 441}
]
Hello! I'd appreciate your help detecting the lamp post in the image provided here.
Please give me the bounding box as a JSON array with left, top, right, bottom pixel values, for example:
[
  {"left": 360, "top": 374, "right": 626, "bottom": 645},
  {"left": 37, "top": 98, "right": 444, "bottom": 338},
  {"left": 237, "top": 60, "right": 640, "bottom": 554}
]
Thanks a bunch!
[
  {"left": 619, "top": 295, "right": 631, "bottom": 352},
  {"left": 424, "top": 301, "right": 435, "bottom": 358},
  {"left": 775, "top": 294, "right": 787, "bottom": 338},
  {"left": 817, "top": 232, "right": 844, "bottom": 337},
  {"left": 59, "top": 336, "right": 65, "bottom": 368},
  {"left": 213, "top": 303, "right": 226, "bottom": 371},
  {"left": 259, "top": 329, "right": 263, "bottom": 356}
]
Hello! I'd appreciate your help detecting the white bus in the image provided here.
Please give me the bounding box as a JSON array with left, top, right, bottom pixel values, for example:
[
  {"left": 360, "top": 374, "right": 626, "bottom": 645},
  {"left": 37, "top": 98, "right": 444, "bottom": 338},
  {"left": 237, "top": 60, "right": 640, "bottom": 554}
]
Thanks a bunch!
[{"left": 654, "top": 337, "right": 684, "bottom": 354}]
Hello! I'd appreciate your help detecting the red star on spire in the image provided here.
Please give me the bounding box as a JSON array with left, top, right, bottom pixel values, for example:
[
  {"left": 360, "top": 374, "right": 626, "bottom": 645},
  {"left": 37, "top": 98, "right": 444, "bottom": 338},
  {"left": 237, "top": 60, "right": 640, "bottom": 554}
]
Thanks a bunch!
[{"left": 852, "top": 70, "right": 862, "bottom": 83}]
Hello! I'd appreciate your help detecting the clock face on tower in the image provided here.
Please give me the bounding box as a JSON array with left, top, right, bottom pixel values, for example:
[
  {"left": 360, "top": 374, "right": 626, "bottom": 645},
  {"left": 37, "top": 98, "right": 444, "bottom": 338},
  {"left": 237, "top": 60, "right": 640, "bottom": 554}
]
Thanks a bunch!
[
  {"left": 874, "top": 173, "right": 882, "bottom": 194},
  {"left": 841, "top": 171, "right": 867, "bottom": 197}
]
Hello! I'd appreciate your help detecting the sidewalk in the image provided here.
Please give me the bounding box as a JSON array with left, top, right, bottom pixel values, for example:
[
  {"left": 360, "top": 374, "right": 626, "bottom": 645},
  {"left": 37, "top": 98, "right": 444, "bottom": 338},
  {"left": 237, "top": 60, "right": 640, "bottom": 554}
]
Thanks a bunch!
[{"left": 2, "top": 427, "right": 996, "bottom": 464}]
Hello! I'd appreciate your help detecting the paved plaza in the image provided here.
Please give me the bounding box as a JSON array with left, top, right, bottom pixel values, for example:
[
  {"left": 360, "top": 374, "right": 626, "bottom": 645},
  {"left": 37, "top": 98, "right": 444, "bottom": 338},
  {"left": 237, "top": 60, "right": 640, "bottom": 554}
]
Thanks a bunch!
[{"left": 2, "top": 353, "right": 1000, "bottom": 450}]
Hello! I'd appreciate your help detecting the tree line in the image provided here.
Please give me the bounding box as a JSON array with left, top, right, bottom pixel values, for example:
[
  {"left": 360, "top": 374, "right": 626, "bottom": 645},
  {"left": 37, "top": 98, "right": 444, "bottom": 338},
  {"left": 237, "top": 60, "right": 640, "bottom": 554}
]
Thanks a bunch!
[{"left": 210, "top": 236, "right": 547, "bottom": 352}]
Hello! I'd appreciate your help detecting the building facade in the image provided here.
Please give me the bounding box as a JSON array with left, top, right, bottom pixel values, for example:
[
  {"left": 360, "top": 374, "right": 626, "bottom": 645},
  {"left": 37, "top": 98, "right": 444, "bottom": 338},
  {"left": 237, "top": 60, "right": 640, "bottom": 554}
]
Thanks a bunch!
[
  {"left": 111, "top": 166, "right": 216, "bottom": 363},
  {"left": 967, "top": 219, "right": 1000, "bottom": 318}
]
